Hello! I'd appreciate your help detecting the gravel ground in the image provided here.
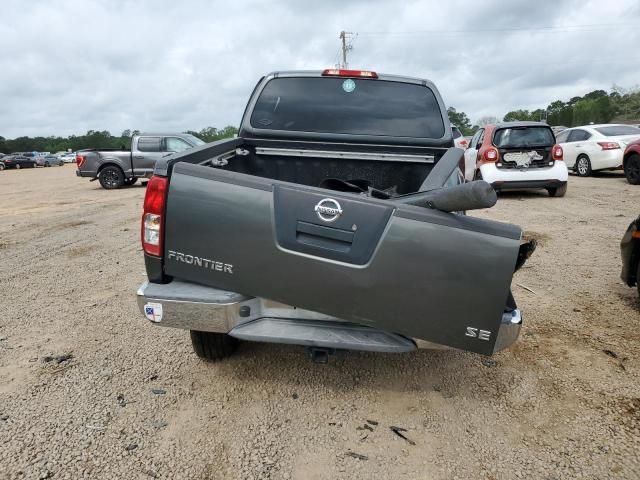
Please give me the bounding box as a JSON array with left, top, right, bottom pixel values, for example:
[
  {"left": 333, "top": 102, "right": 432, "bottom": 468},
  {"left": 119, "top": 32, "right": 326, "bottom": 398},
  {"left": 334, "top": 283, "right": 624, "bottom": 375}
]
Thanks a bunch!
[{"left": 0, "top": 166, "right": 639, "bottom": 480}]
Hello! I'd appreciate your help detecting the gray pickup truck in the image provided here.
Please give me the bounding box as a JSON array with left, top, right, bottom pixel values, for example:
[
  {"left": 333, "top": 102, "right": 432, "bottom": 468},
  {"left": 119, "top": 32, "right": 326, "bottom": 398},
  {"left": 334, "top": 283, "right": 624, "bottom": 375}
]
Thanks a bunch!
[
  {"left": 136, "top": 69, "right": 535, "bottom": 363},
  {"left": 75, "top": 133, "right": 204, "bottom": 189}
]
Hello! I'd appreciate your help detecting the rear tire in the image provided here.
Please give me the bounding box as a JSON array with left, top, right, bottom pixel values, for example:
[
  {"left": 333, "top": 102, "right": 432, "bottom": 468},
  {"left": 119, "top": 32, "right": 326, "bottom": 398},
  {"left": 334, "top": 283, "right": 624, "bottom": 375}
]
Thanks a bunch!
[
  {"left": 98, "top": 166, "right": 125, "bottom": 189},
  {"left": 576, "top": 155, "right": 592, "bottom": 177},
  {"left": 547, "top": 183, "right": 567, "bottom": 197},
  {"left": 624, "top": 154, "right": 640, "bottom": 185},
  {"left": 190, "top": 331, "right": 238, "bottom": 361},
  {"left": 0, "top": 163, "right": 4, "bottom": 171},
  {"left": 15, "top": 164, "right": 20, "bottom": 170}
]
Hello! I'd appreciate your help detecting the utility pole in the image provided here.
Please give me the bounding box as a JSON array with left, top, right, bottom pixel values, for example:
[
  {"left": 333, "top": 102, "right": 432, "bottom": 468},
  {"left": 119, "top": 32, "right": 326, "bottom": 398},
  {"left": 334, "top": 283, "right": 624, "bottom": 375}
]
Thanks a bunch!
[{"left": 339, "top": 31, "right": 354, "bottom": 68}]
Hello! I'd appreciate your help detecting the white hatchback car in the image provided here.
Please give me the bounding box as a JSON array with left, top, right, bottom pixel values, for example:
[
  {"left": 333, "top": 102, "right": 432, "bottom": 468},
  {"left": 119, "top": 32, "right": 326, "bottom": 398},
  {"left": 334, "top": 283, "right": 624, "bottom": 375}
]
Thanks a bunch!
[
  {"left": 463, "top": 122, "right": 568, "bottom": 196},
  {"left": 556, "top": 124, "right": 640, "bottom": 176}
]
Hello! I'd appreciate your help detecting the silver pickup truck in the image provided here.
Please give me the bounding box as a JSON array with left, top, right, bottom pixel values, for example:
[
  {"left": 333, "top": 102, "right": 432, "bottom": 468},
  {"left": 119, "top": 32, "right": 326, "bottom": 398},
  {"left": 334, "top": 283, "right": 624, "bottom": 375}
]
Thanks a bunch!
[
  {"left": 75, "top": 133, "right": 204, "bottom": 189},
  {"left": 136, "top": 70, "right": 535, "bottom": 363}
]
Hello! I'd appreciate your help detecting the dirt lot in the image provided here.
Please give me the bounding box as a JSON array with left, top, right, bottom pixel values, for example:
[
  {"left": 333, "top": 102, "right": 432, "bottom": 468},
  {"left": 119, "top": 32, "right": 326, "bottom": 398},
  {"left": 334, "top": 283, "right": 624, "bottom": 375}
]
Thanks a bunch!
[{"left": 0, "top": 166, "right": 638, "bottom": 480}]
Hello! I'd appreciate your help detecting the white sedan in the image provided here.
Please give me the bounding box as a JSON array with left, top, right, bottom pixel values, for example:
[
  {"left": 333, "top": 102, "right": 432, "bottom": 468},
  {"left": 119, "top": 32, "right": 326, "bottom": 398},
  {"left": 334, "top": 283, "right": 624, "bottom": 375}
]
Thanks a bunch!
[
  {"left": 57, "top": 152, "right": 77, "bottom": 163},
  {"left": 556, "top": 124, "right": 640, "bottom": 177}
]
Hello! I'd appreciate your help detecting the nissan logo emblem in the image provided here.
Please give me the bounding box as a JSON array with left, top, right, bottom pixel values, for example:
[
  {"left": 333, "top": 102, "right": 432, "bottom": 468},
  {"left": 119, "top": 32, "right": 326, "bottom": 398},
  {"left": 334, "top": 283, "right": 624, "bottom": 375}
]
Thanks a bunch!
[{"left": 314, "top": 198, "right": 343, "bottom": 222}]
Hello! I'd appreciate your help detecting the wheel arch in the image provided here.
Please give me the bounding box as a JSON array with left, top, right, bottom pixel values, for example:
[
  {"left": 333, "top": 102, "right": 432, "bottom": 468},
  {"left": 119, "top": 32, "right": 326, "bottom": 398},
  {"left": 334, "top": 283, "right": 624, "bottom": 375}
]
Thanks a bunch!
[{"left": 97, "top": 162, "right": 125, "bottom": 175}]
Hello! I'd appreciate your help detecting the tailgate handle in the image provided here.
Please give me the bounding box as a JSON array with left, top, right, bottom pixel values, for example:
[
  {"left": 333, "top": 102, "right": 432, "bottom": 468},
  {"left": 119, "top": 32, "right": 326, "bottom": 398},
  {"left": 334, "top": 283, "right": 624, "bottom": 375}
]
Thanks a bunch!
[{"left": 296, "top": 221, "right": 354, "bottom": 252}]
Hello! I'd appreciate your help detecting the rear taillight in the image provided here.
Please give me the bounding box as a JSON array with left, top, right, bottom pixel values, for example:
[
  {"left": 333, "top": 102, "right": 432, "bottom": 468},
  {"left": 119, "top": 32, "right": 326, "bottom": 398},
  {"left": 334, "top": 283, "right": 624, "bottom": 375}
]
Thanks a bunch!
[
  {"left": 141, "top": 176, "right": 168, "bottom": 257},
  {"left": 321, "top": 69, "right": 378, "bottom": 78},
  {"left": 483, "top": 148, "right": 499, "bottom": 162},
  {"left": 597, "top": 142, "right": 621, "bottom": 150},
  {"left": 76, "top": 154, "right": 86, "bottom": 167},
  {"left": 459, "top": 139, "right": 468, "bottom": 147},
  {"left": 552, "top": 144, "right": 563, "bottom": 161}
]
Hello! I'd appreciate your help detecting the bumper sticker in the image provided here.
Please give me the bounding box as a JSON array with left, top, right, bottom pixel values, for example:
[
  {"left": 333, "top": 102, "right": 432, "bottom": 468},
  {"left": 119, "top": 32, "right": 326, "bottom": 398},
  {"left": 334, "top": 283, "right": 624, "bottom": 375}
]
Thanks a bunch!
[
  {"left": 342, "top": 79, "right": 356, "bottom": 93},
  {"left": 144, "top": 302, "right": 163, "bottom": 323}
]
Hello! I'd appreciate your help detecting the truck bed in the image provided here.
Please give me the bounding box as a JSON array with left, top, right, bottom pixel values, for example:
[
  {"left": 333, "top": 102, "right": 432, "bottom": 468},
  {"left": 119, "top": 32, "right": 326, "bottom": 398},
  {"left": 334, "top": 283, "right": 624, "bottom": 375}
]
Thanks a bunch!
[{"left": 167, "top": 138, "right": 448, "bottom": 196}]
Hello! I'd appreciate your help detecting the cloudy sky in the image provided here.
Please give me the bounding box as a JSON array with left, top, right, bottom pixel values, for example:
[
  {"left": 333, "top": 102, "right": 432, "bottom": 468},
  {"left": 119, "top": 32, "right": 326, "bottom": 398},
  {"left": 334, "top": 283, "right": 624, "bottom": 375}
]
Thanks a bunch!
[{"left": 1, "top": 0, "right": 639, "bottom": 138}]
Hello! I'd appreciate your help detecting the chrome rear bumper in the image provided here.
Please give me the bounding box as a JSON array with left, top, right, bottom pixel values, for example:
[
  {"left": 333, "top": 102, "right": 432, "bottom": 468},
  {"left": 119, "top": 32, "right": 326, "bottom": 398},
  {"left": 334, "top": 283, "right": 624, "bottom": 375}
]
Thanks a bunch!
[
  {"left": 137, "top": 280, "right": 521, "bottom": 354},
  {"left": 137, "top": 280, "right": 249, "bottom": 332}
]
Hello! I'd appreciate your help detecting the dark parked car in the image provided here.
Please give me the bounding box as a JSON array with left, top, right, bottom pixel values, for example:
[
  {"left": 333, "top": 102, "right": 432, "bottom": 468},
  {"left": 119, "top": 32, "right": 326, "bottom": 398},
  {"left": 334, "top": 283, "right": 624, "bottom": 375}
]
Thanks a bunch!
[
  {"left": 76, "top": 133, "right": 204, "bottom": 189},
  {"left": 136, "top": 69, "right": 535, "bottom": 363},
  {"left": 21, "top": 152, "right": 40, "bottom": 163},
  {"left": 621, "top": 216, "right": 640, "bottom": 297},
  {"left": 2, "top": 154, "right": 37, "bottom": 169},
  {"left": 623, "top": 139, "right": 640, "bottom": 185}
]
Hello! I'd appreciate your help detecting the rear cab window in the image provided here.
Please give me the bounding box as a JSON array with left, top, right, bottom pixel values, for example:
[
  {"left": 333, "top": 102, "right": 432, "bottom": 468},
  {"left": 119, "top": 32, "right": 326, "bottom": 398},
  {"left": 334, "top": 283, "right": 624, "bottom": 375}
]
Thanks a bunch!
[
  {"left": 249, "top": 77, "right": 445, "bottom": 139},
  {"left": 137, "top": 137, "right": 162, "bottom": 152},
  {"left": 493, "top": 126, "right": 555, "bottom": 148}
]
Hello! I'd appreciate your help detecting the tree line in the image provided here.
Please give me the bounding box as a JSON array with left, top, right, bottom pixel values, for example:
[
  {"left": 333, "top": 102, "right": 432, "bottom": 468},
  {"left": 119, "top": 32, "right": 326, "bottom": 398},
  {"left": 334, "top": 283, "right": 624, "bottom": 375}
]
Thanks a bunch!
[
  {"left": 449, "top": 86, "right": 640, "bottom": 136},
  {"left": 0, "top": 126, "right": 239, "bottom": 154}
]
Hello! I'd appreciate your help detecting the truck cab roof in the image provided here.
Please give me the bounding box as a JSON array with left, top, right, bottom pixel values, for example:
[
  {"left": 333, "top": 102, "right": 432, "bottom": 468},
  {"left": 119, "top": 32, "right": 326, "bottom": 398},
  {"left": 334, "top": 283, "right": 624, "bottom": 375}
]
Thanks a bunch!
[
  {"left": 266, "top": 69, "right": 438, "bottom": 86},
  {"left": 493, "top": 121, "right": 551, "bottom": 129},
  {"left": 137, "top": 133, "right": 195, "bottom": 138}
]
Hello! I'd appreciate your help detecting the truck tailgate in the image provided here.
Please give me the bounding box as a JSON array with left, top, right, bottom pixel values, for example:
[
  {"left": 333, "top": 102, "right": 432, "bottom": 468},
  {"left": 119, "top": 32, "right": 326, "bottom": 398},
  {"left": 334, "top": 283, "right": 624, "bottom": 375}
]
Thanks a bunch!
[{"left": 163, "top": 162, "right": 522, "bottom": 355}]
